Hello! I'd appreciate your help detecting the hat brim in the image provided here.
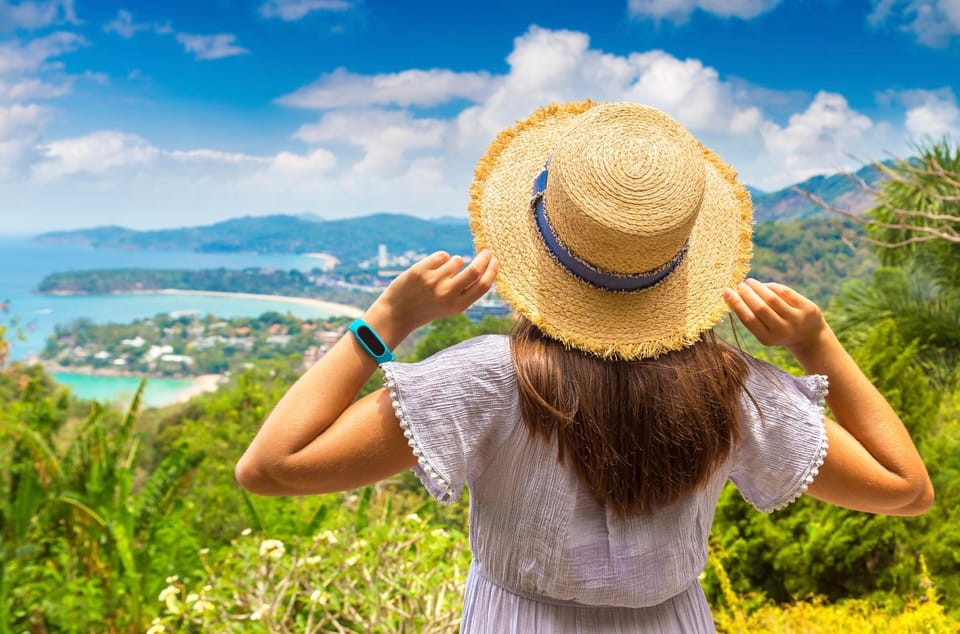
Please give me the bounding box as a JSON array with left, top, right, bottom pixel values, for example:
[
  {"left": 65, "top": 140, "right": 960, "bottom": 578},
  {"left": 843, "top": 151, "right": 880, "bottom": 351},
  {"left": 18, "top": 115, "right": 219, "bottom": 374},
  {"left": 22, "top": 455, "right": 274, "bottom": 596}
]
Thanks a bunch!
[{"left": 468, "top": 100, "right": 753, "bottom": 360}]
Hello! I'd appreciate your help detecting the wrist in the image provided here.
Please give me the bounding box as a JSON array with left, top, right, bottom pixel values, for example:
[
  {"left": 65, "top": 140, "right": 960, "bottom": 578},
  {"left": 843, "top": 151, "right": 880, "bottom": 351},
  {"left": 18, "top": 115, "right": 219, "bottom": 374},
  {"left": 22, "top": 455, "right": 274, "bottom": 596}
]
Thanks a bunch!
[
  {"left": 360, "top": 299, "right": 417, "bottom": 350},
  {"left": 787, "top": 322, "right": 839, "bottom": 371}
]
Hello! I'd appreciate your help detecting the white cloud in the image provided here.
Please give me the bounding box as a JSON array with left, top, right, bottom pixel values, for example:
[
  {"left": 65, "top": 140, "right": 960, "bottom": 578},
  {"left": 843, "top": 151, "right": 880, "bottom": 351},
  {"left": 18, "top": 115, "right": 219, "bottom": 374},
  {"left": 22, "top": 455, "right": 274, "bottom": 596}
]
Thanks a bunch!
[
  {"left": 103, "top": 9, "right": 151, "bottom": 39},
  {"left": 0, "top": 104, "right": 50, "bottom": 177},
  {"left": 627, "top": 0, "right": 783, "bottom": 24},
  {"left": 867, "top": 0, "right": 960, "bottom": 47},
  {"left": 758, "top": 92, "right": 875, "bottom": 184},
  {"left": 0, "top": 0, "right": 77, "bottom": 31},
  {"left": 29, "top": 130, "right": 336, "bottom": 185},
  {"left": 33, "top": 131, "right": 160, "bottom": 181},
  {"left": 8, "top": 25, "right": 946, "bottom": 233},
  {"left": 277, "top": 67, "right": 498, "bottom": 109},
  {"left": 0, "top": 76, "right": 70, "bottom": 100},
  {"left": 452, "top": 27, "right": 765, "bottom": 156},
  {"left": 898, "top": 88, "right": 960, "bottom": 140},
  {"left": 626, "top": 50, "right": 764, "bottom": 132},
  {"left": 176, "top": 33, "right": 248, "bottom": 61},
  {"left": 294, "top": 109, "right": 447, "bottom": 176},
  {"left": 0, "top": 103, "right": 45, "bottom": 178},
  {"left": 0, "top": 31, "right": 85, "bottom": 75},
  {"left": 263, "top": 148, "right": 337, "bottom": 178},
  {"left": 0, "top": 30, "right": 84, "bottom": 177},
  {"left": 259, "top": 0, "right": 352, "bottom": 21},
  {"left": 168, "top": 148, "right": 270, "bottom": 165},
  {"left": 0, "top": 102, "right": 47, "bottom": 137}
]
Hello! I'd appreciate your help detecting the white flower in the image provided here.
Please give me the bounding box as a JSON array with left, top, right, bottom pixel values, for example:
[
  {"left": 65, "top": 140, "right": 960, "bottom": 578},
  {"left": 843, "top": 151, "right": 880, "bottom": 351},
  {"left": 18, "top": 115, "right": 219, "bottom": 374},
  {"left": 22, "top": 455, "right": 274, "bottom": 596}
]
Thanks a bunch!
[
  {"left": 159, "top": 585, "right": 180, "bottom": 614},
  {"left": 158, "top": 586, "right": 179, "bottom": 602},
  {"left": 165, "top": 575, "right": 179, "bottom": 584},
  {"left": 430, "top": 528, "right": 448, "bottom": 538},
  {"left": 305, "top": 555, "right": 323, "bottom": 566},
  {"left": 403, "top": 513, "right": 421, "bottom": 523},
  {"left": 309, "top": 589, "right": 328, "bottom": 604},
  {"left": 185, "top": 593, "right": 199, "bottom": 604},
  {"left": 345, "top": 555, "right": 359, "bottom": 567},
  {"left": 249, "top": 606, "right": 268, "bottom": 621},
  {"left": 259, "top": 539, "right": 285, "bottom": 560},
  {"left": 198, "top": 548, "right": 209, "bottom": 556},
  {"left": 192, "top": 598, "right": 215, "bottom": 613},
  {"left": 314, "top": 530, "right": 339, "bottom": 545},
  {"left": 240, "top": 528, "right": 252, "bottom": 537},
  {"left": 146, "top": 624, "right": 166, "bottom": 634},
  {"left": 352, "top": 539, "right": 369, "bottom": 550}
]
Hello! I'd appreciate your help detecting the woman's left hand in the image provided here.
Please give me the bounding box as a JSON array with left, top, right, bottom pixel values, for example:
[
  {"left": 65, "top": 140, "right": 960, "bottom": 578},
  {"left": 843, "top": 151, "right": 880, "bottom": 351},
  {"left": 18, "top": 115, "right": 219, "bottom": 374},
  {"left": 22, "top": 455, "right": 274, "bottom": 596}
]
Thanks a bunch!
[{"left": 367, "top": 249, "right": 499, "bottom": 336}]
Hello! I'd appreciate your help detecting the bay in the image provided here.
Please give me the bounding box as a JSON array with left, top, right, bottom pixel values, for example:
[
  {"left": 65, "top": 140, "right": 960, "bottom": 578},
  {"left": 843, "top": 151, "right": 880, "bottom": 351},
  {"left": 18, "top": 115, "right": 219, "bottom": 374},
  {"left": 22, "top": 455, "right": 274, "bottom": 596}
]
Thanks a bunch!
[
  {"left": 51, "top": 372, "right": 207, "bottom": 409},
  {"left": 1, "top": 237, "right": 349, "bottom": 406}
]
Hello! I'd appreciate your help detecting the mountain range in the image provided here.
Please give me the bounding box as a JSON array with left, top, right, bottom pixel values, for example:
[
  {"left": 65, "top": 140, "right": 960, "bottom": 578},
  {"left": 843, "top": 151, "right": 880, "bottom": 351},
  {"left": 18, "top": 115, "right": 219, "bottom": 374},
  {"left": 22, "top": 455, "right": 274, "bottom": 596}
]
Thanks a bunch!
[{"left": 35, "top": 163, "right": 885, "bottom": 265}]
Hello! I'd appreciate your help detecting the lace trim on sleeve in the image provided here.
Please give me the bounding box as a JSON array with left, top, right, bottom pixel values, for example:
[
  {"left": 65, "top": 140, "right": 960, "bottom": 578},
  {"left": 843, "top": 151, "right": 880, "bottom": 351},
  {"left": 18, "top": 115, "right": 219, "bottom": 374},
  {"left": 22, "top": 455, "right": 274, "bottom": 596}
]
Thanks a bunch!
[
  {"left": 380, "top": 364, "right": 457, "bottom": 505},
  {"left": 760, "top": 373, "right": 830, "bottom": 513}
]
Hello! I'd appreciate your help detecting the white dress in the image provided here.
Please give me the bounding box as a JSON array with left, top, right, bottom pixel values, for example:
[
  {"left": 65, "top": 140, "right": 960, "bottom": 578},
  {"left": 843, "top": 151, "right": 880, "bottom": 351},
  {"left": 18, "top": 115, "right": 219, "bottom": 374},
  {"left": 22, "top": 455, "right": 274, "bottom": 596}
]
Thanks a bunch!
[{"left": 381, "top": 335, "right": 828, "bottom": 633}]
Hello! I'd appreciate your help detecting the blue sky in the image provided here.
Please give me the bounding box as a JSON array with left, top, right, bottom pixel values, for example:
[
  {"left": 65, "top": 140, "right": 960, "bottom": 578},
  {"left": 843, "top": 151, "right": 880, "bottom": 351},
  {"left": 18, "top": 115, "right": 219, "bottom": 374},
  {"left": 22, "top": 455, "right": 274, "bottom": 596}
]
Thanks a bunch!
[{"left": 1, "top": 0, "right": 958, "bottom": 234}]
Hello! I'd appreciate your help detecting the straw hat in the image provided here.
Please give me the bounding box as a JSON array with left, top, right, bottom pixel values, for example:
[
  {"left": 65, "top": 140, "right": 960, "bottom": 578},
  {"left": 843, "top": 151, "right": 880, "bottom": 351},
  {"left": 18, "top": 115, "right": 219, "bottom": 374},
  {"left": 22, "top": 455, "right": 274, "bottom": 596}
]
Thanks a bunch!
[{"left": 468, "top": 100, "right": 753, "bottom": 360}]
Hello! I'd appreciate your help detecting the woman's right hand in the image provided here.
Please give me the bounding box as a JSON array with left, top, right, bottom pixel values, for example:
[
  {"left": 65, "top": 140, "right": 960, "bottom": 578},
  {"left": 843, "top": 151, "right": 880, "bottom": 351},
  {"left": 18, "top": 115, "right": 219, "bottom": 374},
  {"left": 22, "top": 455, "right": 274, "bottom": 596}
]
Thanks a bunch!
[
  {"left": 366, "top": 249, "right": 499, "bottom": 339},
  {"left": 723, "top": 279, "right": 827, "bottom": 356}
]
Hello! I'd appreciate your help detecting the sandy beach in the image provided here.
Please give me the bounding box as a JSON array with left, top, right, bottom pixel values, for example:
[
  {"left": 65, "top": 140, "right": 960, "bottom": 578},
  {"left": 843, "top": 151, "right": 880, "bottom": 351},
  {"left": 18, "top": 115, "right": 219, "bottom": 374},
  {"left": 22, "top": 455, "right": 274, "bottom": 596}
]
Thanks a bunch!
[
  {"left": 173, "top": 373, "right": 224, "bottom": 403},
  {"left": 151, "top": 288, "right": 364, "bottom": 318},
  {"left": 44, "top": 363, "right": 226, "bottom": 407}
]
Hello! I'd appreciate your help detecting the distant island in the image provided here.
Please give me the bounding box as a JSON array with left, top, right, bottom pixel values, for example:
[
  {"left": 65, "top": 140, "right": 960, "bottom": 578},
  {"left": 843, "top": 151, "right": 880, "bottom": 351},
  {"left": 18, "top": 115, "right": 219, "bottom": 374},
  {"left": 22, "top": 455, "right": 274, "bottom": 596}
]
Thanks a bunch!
[
  {"left": 37, "top": 267, "right": 381, "bottom": 309},
  {"left": 34, "top": 212, "right": 475, "bottom": 267},
  {"left": 31, "top": 165, "right": 884, "bottom": 263}
]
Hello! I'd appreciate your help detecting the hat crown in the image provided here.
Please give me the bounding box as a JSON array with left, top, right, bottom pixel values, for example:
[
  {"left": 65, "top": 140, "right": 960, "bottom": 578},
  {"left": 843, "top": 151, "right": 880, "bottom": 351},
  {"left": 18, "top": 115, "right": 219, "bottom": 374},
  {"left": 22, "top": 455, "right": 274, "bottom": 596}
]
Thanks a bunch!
[{"left": 543, "top": 103, "right": 706, "bottom": 275}]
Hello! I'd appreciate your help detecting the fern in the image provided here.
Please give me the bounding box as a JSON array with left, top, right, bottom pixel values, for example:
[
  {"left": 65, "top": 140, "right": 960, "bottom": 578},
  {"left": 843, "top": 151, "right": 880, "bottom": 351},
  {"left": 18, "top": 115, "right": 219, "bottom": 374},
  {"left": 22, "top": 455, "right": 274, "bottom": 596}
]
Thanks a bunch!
[{"left": 133, "top": 447, "right": 205, "bottom": 536}]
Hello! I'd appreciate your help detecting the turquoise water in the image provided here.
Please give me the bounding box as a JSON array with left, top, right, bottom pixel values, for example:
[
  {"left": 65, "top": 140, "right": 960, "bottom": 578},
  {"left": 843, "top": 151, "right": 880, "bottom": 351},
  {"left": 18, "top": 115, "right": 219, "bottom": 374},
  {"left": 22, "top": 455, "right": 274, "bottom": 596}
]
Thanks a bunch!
[
  {"left": 0, "top": 237, "right": 355, "bottom": 406},
  {"left": 51, "top": 372, "right": 202, "bottom": 408},
  {"left": 1, "top": 237, "right": 346, "bottom": 360}
]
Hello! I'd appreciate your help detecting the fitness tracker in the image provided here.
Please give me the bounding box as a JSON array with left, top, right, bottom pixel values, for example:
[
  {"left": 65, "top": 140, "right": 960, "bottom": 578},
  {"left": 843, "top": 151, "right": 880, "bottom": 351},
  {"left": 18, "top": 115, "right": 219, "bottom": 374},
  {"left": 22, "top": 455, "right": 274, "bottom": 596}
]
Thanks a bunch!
[{"left": 348, "top": 319, "right": 395, "bottom": 364}]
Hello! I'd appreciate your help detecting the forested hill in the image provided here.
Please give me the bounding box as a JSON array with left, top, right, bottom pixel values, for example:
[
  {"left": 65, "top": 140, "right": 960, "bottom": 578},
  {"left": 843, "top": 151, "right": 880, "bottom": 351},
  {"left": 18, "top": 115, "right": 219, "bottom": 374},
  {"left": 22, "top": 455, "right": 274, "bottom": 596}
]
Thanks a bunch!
[
  {"left": 33, "top": 165, "right": 885, "bottom": 263},
  {"left": 37, "top": 217, "right": 878, "bottom": 309},
  {"left": 750, "top": 162, "right": 883, "bottom": 222},
  {"left": 35, "top": 213, "right": 475, "bottom": 266}
]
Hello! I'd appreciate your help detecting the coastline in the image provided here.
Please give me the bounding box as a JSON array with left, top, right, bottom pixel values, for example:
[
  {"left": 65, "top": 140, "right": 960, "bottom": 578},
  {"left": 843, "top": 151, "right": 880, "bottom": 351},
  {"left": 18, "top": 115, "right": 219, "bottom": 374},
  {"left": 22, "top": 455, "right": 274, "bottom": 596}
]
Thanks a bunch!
[
  {"left": 46, "top": 363, "right": 225, "bottom": 405},
  {"left": 172, "top": 373, "right": 223, "bottom": 402},
  {"left": 143, "top": 289, "right": 365, "bottom": 318}
]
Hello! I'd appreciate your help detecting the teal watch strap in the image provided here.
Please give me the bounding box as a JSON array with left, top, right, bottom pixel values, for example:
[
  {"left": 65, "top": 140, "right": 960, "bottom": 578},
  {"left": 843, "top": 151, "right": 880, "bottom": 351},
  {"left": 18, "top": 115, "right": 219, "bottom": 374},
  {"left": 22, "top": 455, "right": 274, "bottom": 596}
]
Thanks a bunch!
[{"left": 348, "top": 319, "right": 395, "bottom": 363}]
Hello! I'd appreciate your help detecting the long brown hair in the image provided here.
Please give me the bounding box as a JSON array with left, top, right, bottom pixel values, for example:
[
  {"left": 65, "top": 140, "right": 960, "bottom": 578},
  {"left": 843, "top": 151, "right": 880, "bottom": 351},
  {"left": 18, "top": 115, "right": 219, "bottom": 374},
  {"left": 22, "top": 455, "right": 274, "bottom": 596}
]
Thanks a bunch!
[{"left": 510, "top": 317, "right": 749, "bottom": 516}]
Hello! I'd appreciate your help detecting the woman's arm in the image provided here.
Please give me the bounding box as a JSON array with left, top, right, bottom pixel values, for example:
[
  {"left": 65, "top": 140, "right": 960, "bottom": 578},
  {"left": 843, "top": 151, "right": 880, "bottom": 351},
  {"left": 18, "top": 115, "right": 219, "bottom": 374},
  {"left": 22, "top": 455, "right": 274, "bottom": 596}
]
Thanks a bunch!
[
  {"left": 724, "top": 279, "right": 934, "bottom": 516},
  {"left": 235, "top": 250, "right": 499, "bottom": 496}
]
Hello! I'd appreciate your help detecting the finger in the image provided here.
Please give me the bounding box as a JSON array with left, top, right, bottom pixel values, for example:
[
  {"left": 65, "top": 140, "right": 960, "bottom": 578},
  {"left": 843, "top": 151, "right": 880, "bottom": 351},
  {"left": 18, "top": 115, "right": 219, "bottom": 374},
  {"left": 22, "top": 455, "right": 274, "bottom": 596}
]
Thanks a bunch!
[
  {"left": 433, "top": 253, "right": 465, "bottom": 279},
  {"left": 745, "top": 278, "right": 796, "bottom": 318},
  {"left": 766, "top": 282, "right": 809, "bottom": 309},
  {"left": 736, "top": 281, "right": 787, "bottom": 333},
  {"left": 723, "top": 287, "right": 770, "bottom": 339},
  {"left": 414, "top": 251, "right": 450, "bottom": 272},
  {"left": 460, "top": 255, "right": 499, "bottom": 305},
  {"left": 452, "top": 250, "right": 492, "bottom": 294}
]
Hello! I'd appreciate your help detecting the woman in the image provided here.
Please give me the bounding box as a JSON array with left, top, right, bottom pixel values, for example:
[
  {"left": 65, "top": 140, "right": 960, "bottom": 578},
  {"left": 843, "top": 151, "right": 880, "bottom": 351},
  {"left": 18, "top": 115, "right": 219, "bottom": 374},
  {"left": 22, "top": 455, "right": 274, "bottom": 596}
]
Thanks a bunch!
[{"left": 236, "top": 101, "right": 933, "bottom": 632}]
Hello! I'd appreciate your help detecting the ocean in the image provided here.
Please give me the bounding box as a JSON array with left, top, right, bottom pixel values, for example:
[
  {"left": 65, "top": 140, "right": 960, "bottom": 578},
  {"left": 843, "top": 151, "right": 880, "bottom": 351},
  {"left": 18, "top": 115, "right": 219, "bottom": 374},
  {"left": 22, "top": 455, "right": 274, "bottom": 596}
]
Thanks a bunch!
[{"left": 1, "top": 237, "right": 345, "bottom": 405}]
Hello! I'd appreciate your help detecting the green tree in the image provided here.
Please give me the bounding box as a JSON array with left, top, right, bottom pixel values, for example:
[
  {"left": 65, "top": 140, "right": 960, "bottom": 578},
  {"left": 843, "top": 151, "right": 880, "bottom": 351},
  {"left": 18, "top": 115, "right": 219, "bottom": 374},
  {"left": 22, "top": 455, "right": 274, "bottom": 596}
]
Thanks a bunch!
[
  {"left": 1, "top": 373, "right": 204, "bottom": 632},
  {"left": 865, "top": 140, "right": 960, "bottom": 291}
]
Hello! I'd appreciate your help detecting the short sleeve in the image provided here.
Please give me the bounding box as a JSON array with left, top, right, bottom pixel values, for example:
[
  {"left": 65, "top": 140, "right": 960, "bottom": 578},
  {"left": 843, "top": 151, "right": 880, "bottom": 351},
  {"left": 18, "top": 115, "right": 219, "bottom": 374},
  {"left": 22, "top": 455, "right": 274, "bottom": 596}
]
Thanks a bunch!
[
  {"left": 729, "top": 356, "right": 829, "bottom": 513},
  {"left": 380, "top": 334, "right": 519, "bottom": 505}
]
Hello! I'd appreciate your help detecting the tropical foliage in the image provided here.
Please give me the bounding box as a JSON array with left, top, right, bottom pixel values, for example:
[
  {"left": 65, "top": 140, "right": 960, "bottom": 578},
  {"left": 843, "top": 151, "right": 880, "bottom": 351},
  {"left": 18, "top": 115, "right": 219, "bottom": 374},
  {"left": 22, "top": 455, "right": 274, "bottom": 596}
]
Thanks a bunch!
[{"left": 4, "top": 141, "right": 960, "bottom": 631}]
